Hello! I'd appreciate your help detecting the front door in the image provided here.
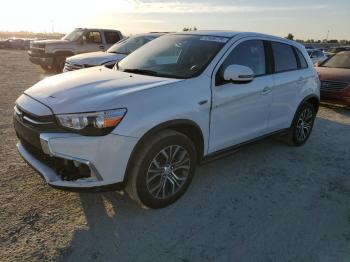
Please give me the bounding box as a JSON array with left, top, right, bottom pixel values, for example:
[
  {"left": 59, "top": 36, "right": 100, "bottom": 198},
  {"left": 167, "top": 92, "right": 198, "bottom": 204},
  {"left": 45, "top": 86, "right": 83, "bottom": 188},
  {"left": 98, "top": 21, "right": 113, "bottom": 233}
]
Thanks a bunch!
[
  {"left": 82, "top": 30, "right": 105, "bottom": 53},
  {"left": 209, "top": 39, "right": 273, "bottom": 153}
]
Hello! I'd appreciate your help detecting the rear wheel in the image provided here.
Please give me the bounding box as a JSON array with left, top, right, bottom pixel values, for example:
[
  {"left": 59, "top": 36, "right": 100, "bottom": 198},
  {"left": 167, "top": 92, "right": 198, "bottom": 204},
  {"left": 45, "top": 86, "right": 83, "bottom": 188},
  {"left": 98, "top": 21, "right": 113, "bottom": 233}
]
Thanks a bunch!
[
  {"left": 286, "top": 102, "right": 316, "bottom": 146},
  {"left": 126, "top": 130, "right": 197, "bottom": 209}
]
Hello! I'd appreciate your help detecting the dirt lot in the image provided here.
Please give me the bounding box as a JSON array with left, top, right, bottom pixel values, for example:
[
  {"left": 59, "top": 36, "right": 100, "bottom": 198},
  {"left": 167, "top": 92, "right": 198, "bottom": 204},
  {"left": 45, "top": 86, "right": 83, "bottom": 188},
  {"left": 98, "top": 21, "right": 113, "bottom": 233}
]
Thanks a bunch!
[{"left": 1, "top": 49, "right": 350, "bottom": 262}]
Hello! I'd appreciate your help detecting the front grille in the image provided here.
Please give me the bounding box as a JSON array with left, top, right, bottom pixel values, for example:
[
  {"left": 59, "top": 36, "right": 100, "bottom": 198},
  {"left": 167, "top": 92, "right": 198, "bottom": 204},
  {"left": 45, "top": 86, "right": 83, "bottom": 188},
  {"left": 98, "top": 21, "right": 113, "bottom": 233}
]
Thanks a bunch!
[
  {"left": 14, "top": 105, "right": 64, "bottom": 149},
  {"left": 29, "top": 46, "right": 45, "bottom": 55},
  {"left": 63, "top": 62, "right": 84, "bottom": 71},
  {"left": 320, "top": 80, "right": 349, "bottom": 92},
  {"left": 14, "top": 105, "right": 60, "bottom": 131}
]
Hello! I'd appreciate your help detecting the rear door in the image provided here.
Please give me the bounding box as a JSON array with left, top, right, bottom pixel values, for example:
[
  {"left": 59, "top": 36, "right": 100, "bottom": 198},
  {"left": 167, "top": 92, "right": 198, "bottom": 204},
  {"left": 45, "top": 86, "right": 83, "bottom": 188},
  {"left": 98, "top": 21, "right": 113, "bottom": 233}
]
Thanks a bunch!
[
  {"left": 267, "top": 41, "right": 307, "bottom": 132},
  {"left": 209, "top": 39, "right": 274, "bottom": 153}
]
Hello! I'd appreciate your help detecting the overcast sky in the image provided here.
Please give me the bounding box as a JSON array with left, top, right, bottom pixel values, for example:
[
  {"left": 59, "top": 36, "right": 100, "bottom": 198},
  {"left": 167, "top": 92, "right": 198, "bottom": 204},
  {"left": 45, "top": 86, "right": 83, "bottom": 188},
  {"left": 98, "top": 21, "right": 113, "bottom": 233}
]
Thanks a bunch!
[{"left": 1, "top": 0, "right": 349, "bottom": 39}]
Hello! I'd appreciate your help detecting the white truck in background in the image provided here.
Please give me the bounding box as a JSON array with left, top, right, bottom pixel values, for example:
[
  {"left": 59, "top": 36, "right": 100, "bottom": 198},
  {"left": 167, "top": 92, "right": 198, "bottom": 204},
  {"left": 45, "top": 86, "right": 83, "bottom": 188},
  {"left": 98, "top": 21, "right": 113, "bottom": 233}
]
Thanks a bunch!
[{"left": 28, "top": 28, "right": 123, "bottom": 72}]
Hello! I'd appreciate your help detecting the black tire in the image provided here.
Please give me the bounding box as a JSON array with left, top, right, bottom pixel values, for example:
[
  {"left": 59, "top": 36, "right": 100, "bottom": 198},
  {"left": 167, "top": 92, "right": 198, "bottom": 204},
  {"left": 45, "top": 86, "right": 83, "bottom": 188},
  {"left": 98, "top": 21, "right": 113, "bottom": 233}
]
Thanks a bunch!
[
  {"left": 54, "top": 55, "right": 66, "bottom": 73},
  {"left": 126, "top": 129, "right": 197, "bottom": 209},
  {"left": 286, "top": 102, "right": 316, "bottom": 146}
]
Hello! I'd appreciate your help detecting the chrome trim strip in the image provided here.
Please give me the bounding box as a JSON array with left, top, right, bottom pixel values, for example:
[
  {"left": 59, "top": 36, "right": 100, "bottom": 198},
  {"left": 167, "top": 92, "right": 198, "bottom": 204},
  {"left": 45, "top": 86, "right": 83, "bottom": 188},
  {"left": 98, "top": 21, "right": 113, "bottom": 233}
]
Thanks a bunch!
[{"left": 23, "top": 116, "right": 54, "bottom": 125}]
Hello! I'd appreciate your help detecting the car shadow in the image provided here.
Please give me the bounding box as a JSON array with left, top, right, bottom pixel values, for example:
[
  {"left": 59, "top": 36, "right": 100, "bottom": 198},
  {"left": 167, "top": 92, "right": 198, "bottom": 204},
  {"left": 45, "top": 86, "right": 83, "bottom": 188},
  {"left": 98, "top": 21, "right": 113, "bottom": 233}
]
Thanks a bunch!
[{"left": 55, "top": 116, "right": 350, "bottom": 262}]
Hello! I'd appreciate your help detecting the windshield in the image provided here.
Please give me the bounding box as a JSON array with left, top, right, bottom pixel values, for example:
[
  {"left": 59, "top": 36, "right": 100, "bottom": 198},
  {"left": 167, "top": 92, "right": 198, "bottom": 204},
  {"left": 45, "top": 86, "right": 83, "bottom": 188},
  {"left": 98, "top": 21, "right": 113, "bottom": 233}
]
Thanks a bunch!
[
  {"left": 321, "top": 53, "right": 350, "bottom": 69},
  {"left": 62, "top": 29, "right": 84, "bottom": 42},
  {"left": 117, "top": 34, "right": 228, "bottom": 79},
  {"left": 108, "top": 36, "right": 155, "bottom": 55}
]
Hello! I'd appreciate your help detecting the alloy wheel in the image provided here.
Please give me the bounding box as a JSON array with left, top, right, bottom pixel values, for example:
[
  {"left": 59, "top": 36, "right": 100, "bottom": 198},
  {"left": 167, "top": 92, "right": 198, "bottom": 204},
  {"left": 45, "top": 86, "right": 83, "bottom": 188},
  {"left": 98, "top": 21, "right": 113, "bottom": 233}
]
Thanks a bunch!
[
  {"left": 146, "top": 145, "right": 191, "bottom": 199},
  {"left": 296, "top": 107, "right": 313, "bottom": 142}
]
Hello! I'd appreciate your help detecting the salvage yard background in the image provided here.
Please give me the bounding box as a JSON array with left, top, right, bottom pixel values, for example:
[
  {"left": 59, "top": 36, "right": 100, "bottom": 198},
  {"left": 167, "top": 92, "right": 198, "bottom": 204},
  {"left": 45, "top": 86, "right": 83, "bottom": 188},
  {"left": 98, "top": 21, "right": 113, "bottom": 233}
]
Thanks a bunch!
[{"left": 1, "top": 49, "right": 350, "bottom": 262}]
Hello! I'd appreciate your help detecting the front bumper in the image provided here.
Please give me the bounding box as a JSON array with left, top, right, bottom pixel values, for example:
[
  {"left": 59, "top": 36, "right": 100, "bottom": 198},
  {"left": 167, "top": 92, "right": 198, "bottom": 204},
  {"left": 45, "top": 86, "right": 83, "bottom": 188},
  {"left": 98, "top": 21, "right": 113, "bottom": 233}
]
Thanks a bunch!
[
  {"left": 28, "top": 50, "right": 54, "bottom": 67},
  {"left": 29, "top": 56, "right": 54, "bottom": 67},
  {"left": 16, "top": 132, "right": 138, "bottom": 191}
]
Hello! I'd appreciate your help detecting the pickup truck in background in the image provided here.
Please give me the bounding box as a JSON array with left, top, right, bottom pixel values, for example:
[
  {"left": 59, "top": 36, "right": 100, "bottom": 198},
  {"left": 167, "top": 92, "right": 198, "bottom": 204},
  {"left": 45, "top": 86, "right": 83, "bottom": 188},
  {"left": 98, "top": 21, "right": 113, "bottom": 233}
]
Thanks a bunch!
[{"left": 28, "top": 28, "right": 123, "bottom": 72}]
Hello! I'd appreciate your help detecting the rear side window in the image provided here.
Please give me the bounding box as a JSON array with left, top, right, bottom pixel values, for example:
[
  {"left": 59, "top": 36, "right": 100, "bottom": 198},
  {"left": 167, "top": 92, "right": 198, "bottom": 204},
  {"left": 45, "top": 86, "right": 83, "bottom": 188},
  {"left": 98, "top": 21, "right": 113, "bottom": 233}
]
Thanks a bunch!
[
  {"left": 222, "top": 40, "right": 266, "bottom": 76},
  {"left": 104, "top": 31, "right": 121, "bottom": 44},
  {"left": 272, "top": 42, "right": 298, "bottom": 72},
  {"left": 295, "top": 48, "right": 308, "bottom": 69}
]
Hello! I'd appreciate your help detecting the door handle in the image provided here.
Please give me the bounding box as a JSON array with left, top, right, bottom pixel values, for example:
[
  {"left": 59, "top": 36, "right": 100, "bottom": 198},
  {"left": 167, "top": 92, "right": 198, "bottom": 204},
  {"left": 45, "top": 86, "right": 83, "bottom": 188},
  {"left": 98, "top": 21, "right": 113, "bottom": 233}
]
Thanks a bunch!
[
  {"left": 99, "top": 45, "right": 105, "bottom": 49},
  {"left": 261, "top": 86, "right": 272, "bottom": 95}
]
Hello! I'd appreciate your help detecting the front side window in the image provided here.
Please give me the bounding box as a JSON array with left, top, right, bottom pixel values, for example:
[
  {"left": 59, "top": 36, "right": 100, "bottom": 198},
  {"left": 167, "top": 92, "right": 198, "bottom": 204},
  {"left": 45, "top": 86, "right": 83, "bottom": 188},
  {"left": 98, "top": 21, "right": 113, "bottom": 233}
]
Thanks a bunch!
[
  {"left": 86, "top": 31, "right": 102, "bottom": 44},
  {"left": 220, "top": 40, "right": 266, "bottom": 76},
  {"left": 118, "top": 34, "right": 227, "bottom": 79},
  {"left": 272, "top": 42, "right": 298, "bottom": 72}
]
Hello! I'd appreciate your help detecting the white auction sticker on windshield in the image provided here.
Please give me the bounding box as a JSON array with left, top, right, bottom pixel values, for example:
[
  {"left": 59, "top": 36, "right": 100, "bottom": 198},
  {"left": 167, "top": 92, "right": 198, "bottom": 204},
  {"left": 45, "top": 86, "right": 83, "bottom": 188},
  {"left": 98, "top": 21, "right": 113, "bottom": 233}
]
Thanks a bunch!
[{"left": 200, "top": 36, "right": 229, "bottom": 43}]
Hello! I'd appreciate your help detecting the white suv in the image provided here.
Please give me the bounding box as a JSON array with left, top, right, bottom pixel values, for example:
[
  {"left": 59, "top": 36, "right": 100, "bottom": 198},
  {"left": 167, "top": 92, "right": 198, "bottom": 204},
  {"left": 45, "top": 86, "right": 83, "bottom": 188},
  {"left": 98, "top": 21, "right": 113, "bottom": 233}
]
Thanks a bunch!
[{"left": 14, "top": 31, "right": 320, "bottom": 208}]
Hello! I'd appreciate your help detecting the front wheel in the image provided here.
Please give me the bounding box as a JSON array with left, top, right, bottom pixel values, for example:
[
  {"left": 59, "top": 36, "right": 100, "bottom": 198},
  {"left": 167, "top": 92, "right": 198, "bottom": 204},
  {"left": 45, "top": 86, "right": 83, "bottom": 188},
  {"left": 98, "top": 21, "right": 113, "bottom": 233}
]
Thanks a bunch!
[
  {"left": 287, "top": 102, "right": 316, "bottom": 146},
  {"left": 126, "top": 130, "right": 197, "bottom": 209}
]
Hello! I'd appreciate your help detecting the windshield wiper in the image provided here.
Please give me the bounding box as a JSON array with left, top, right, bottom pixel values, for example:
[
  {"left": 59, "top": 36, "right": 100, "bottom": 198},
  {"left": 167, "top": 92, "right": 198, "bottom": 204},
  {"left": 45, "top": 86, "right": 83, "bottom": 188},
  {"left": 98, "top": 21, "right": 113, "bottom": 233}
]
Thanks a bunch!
[{"left": 123, "top": 68, "right": 160, "bottom": 76}]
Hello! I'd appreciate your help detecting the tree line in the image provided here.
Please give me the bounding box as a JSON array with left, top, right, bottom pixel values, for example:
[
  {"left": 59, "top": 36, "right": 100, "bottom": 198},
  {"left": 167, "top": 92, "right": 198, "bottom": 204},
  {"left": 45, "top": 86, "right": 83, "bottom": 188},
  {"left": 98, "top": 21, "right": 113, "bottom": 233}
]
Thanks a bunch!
[{"left": 285, "top": 33, "right": 350, "bottom": 44}]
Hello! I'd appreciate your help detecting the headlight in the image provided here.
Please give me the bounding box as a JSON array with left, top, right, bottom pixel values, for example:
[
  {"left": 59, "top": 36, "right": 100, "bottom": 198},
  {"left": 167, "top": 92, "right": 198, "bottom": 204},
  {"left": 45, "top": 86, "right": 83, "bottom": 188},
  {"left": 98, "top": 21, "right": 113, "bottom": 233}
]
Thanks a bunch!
[{"left": 56, "top": 109, "right": 126, "bottom": 136}]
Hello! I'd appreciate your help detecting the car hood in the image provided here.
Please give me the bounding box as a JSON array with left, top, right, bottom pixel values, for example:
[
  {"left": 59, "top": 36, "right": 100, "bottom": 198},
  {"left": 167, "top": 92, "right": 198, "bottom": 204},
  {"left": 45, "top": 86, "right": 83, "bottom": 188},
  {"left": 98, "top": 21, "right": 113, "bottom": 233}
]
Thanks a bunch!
[
  {"left": 66, "top": 51, "right": 126, "bottom": 65},
  {"left": 24, "top": 66, "right": 182, "bottom": 114},
  {"left": 316, "top": 67, "right": 350, "bottom": 83}
]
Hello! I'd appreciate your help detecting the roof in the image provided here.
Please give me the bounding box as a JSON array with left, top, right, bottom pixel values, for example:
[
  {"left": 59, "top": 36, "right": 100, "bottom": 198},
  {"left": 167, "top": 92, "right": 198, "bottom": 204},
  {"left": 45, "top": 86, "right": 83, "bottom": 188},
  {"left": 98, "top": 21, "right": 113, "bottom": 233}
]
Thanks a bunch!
[
  {"left": 170, "top": 30, "right": 299, "bottom": 46},
  {"left": 75, "top": 28, "right": 121, "bottom": 32},
  {"left": 173, "top": 30, "right": 240, "bottom": 38}
]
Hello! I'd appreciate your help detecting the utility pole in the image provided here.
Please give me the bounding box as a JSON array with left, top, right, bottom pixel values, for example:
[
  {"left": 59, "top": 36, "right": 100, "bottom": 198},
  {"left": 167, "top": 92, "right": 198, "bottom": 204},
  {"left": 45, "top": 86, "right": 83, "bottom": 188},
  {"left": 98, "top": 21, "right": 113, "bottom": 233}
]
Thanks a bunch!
[
  {"left": 326, "top": 30, "right": 330, "bottom": 42},
  {"left": 51, "top": 20, "right": 54, "bottom": 33}
]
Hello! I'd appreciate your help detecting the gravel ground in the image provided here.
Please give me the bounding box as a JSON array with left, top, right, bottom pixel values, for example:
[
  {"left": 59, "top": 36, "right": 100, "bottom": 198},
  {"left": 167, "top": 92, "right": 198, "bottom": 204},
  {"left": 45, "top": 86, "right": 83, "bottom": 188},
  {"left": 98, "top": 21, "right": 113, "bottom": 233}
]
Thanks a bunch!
[{"left": 1, "top": 49, "right": 350, "bottom": 262}]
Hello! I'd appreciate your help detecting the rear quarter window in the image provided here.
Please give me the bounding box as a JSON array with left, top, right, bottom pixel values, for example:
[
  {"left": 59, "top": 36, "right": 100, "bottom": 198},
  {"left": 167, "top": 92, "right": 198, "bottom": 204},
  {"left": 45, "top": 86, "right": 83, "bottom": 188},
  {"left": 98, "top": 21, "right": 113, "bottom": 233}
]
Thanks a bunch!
[
  {"left": 272, "top": 42, "right": 298, "bottom": 72},
  {"left": 295, "top": 48, "right": 308, "bottom": 69}
]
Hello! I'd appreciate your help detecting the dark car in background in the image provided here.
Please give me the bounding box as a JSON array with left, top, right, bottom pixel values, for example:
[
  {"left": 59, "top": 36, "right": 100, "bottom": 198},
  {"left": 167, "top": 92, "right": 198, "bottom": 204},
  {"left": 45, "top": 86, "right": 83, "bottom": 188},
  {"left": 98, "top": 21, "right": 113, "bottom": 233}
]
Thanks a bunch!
[
  {"left": 0, "top": 38, "right": 31, "bottom": 50},
  {"left": 316, "top": 51, "right": 350, "bottom": 107},
  {"left": 324, "top": 46, "right": 350, "bottom": 57}
]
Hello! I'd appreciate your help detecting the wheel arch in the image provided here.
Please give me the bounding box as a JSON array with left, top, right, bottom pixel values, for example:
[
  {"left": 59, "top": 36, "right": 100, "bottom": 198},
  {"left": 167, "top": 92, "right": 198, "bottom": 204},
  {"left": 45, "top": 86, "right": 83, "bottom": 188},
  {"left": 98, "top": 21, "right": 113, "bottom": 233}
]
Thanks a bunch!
[
  {"left": 290, "top": 94, "right": 320, "bottom": 128},
  {"left": 123, "top": 119, "right": 205, "bottom": 185},
  {"left": 305, "top": 95, "right": 320, "bottom": 114}
]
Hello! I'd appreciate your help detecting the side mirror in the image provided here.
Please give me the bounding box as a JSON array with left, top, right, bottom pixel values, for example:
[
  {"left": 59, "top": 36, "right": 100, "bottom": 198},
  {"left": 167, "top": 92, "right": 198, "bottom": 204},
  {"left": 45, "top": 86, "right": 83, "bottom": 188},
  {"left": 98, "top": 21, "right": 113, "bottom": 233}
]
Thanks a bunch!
[
  {"left": 314, "top": 61, "right": 321, "bottom": 67},
  {"left": 223, "top": 65, "right": 254, "bottom": 83}
]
